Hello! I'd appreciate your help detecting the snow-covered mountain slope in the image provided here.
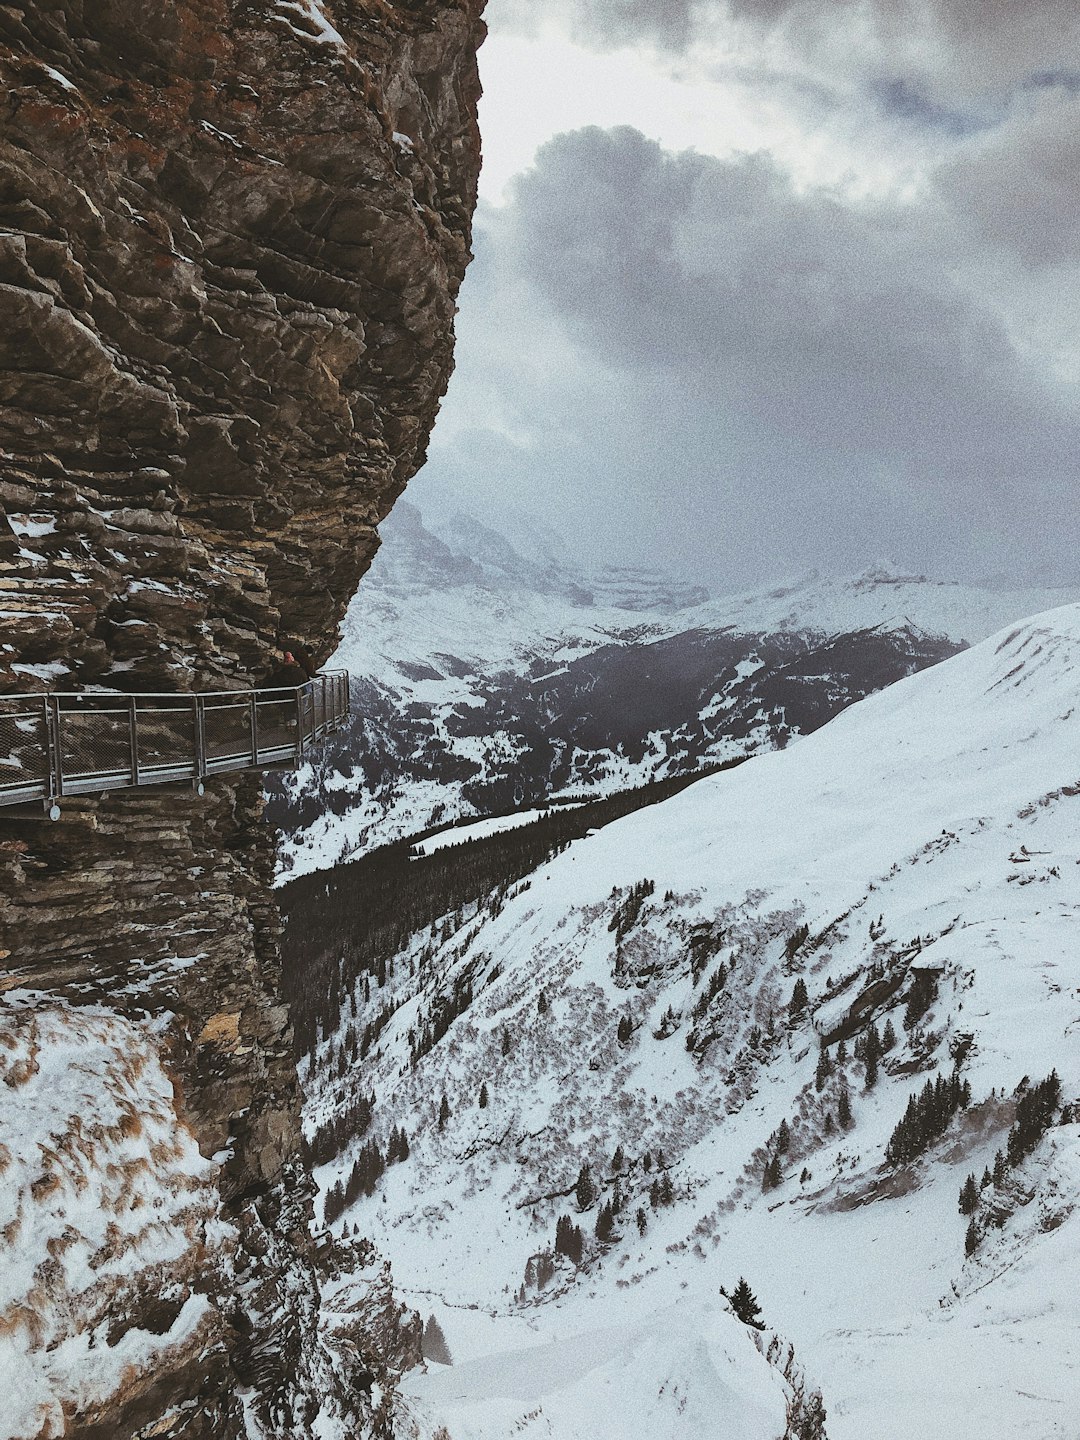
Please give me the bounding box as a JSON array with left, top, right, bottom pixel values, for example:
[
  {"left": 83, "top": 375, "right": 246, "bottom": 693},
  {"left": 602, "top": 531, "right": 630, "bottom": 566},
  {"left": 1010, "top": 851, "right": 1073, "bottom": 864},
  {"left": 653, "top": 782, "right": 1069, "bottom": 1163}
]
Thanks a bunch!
[
  {"left": 304, "top": 603, "right": 1080, "bottom": 1440},
  {"left": 272, "top": 505, "right": 1078, "bottom": 878}
]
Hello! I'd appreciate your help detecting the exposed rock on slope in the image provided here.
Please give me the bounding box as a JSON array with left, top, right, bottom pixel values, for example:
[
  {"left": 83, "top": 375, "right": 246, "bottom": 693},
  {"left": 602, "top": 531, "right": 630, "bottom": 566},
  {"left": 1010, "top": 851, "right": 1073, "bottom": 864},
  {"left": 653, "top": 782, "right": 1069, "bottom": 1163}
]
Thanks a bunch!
[{"left": 0, "top": 2, "right": 485, "bottom": 1436}]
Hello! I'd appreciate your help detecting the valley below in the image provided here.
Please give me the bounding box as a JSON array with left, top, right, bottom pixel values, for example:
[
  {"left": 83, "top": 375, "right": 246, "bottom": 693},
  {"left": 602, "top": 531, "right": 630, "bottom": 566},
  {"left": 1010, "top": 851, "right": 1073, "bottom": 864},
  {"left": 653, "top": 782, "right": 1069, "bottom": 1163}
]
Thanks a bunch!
[{"left": 280, "top": 596, "right": 1080, "bottom": 1440}]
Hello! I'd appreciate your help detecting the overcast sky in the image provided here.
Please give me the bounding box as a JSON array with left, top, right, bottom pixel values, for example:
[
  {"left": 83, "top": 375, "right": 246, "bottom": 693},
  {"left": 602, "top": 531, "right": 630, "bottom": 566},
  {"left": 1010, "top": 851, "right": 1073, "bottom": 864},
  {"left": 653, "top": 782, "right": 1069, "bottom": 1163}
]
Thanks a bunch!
[{"left": 410, "top": 0, "right": 1080, "bottom": 589}]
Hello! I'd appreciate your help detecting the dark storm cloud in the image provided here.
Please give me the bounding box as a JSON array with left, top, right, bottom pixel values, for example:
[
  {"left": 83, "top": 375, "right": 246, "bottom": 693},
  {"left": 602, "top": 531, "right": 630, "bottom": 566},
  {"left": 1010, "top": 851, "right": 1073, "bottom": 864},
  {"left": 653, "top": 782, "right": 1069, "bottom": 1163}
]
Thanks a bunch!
[{"left": 417, "top": 126, "right": 1080, "bottom": 587}]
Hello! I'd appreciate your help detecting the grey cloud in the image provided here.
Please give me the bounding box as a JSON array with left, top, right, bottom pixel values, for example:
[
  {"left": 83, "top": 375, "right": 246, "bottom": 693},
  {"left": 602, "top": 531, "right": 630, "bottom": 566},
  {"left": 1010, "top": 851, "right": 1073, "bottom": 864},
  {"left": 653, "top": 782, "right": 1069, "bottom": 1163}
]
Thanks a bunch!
[
  {"left": 936, "top": 93, "right": 1080, "bottom": 267},
  {"left": 414, "top": 126, "right": 1080, "bottom": 588},
  {"left": 489, "top": 0, "right": 1080, "bottom": 99}
]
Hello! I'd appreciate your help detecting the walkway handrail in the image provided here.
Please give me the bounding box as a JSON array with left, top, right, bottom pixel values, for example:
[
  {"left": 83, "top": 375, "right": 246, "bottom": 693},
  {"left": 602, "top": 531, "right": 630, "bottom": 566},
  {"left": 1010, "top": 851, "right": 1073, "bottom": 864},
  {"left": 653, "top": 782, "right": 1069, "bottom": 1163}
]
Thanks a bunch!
[{"left": 0, "top": 670, "right": 349, "bottom": 814}]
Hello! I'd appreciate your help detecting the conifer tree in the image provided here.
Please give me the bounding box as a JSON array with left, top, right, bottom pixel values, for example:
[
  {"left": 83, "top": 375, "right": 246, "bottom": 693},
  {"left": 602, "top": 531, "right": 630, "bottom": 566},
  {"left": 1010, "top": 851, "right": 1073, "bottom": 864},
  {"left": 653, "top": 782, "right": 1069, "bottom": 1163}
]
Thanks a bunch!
[
  {"left": 659, "top": 1171, "right": 674, "bottom": 1205},
  {"left": 836, "top": 1039, "right": 848, "bottom": 1065},
  {"left": 501, "top": 1028, "right": 512, "bottom": 1056},
  {"left": 882, "top": 1018, "right": 897, "bottom": 1051},
  {"left": 837, "top": 1086, "right": 853, "bottom": 1129},
  {"left": 763, "top": 1152, "right": 783, "bottom": 1191},
  {"left": 595, "top": 1202, "right": 614, "bottom": 1244},
  {"left": 575, "top": 1163, "right": 596, "bottom": 1211},
  {"left": 992, "top": 1150, "right": 1007, "bottom": 1186},
  {"left": 958, "top": 1174, "right": 979, "bottom": 1215},
  {"left": 788, "top": 979, "right": 809, "bottom": 1021},
  {"left": 537, "top": 989, "right": 548, "bottom": 1015},
  {"left": 437, "top": 1094, "right": 451, "bottom": 1131},
  {"left": 422, "top": 1315, "right": 453, "bottom": 1366},
  {"left": 729, "top": 1277, "right": 764, "bottom": 1329},
  {"left": 478, "top": 1082, "right": 489, "bottom": 1109},
  {"left": 815, "top": 1046, "right": 832, "bottom": 1092},
  {"left": 775, "top": 1120, "right": 791, "bottom": 1154},
  {"left": 964, "top": 1219, "right": 979, "bottom": 1257},
  {"left": 636, "top": 1207, "right": 648, "bottom": 1236}
]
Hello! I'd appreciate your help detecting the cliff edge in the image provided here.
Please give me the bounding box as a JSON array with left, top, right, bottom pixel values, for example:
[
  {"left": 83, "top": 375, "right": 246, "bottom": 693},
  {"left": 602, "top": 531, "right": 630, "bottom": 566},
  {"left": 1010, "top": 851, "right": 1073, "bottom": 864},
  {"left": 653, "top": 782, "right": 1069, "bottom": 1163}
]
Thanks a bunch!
[{"left": 0, "top": 2, "right": 485, "bottom": 1436}]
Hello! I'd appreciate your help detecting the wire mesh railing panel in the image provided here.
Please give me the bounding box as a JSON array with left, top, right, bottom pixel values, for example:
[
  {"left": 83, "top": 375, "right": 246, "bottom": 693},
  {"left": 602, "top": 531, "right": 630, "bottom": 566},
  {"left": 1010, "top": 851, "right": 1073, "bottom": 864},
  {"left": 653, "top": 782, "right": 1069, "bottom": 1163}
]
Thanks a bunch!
[
  {"left": 0, "top": 670, "right": 348, "bottom": 807},
  {"left": 58, "top": 704, "right": 132, "bottom": 783},
  {"left": 203, "top": 700, "right": 254, "bottom": 765},
  {"left": 255, "top": 696, "right": 297, "bottom": 758},
  {"left": 0, "top": 704, "right": 48, "bottom": 800},
  {"left": 134, "top": 704, "right": 197, "bottom": 775}
]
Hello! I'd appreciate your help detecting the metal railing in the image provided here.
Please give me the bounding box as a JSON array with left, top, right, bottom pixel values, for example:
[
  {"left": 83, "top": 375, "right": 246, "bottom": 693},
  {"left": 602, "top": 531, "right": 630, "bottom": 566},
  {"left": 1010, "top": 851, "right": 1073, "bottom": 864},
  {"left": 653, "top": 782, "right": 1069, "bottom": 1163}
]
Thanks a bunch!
[{"left": 0, "top": 671, "right": 349, "bottom": 813}]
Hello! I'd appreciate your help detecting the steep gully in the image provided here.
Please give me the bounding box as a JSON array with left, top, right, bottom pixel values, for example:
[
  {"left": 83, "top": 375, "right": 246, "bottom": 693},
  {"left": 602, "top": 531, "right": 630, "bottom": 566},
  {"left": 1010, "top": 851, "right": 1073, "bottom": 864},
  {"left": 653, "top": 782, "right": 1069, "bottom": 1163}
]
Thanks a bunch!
[{"left": 0, "top": 2, "right": 486, "bottom": 1436}]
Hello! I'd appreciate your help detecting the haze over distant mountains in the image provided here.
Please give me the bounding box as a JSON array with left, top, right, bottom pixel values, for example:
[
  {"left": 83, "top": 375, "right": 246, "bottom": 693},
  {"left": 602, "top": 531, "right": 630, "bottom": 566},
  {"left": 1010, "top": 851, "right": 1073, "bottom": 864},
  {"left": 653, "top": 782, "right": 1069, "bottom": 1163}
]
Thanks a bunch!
[{"left": 271, "top": 504, "right": 1080, "bottom": 877}]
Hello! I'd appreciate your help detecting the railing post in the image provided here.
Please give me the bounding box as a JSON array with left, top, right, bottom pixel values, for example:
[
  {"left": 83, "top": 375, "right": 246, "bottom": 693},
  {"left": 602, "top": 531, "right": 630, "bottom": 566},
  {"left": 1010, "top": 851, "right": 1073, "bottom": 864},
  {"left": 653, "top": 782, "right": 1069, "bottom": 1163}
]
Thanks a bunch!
[
  {"left": 193, "top": 695, "right": 206, "bottom": 784},
  {"left": 249, "top": 692, "right": 258, "bottom": 766},
  {"left": 46, "top": 695, "right": 64, "bottom": 802},
  {"left": 295, "top": 686, "right": 305, "bottom": 766},
  {"left": 128, "top": 697, "right": 140, "bottom": 785}
]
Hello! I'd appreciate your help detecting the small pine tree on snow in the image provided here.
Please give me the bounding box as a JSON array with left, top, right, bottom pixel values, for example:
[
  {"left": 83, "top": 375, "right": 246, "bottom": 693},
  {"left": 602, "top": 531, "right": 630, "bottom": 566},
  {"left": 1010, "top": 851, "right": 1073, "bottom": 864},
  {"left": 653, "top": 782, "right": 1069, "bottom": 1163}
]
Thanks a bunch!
[
  {"left": 501, "top": 1028, "right": 512, "bottom": 1056},
  {"left": 659, "top": 1172, "right": 674, "bottom": 1206},
  {"left": 575, "top": 1163, "right": 596, "bottom": 1211},
  {"left": 729, "top": 1277, "right": 764, "bottom": 1329},
  {"left": 649, "top": 1178, "right": 661, "bottom": 1209},
  {"left": 824, "top": 1111, "right": 836, "bottom": 1136},
  {"left": 617, "top": 1014, "right": 633, "bottom": 1044},
  {"left": 788, "top": 979, "right": 809, "bottom": 1021},
  {"left": 422, "top": 1315, "right": 453, "bottom": 1366},
  {"left": 612, "top": 1144, "right": 625, "bottom": 1172},
  {"left": 595, "top": 1202, "right": 615, "bottom": 1244},
  {"left": 478, "top": 1082, "right": 489, "bottom": 1109},
  {"left": 762, "top": 1152, "right": 783, "bottom": 1191},
  {"left": 992, "top": 1150, "right": 1007, "bottom": 1186},
  {"left": 836, "top": 1039, "right": 848, "bottom": 1065},
  {"left": 775, "top": 1119, "right": 791, "bottom": 1154},
  {"left": 636, "top": 1206, "right": 648, "bottom": 1236},
  {"left": 964, "top": 1218, "right": 979, "bottom": 1257},
  {"left": 815, "top": 1046, "right": 833, "bottom": 1092},
  {"left": 837, "top": 1086, "right": 853, "bottom": 1129},
  {"left": 537, "top": 990, "right": 548, "bottom": 1015},
  {"left": 643, "top": 1151, "right": 653, "bottom": 1173},
  {"left": 980, "top": 1166, "right": 992, "bottom": 1189},
  {"left": 882, "top": 1018, "right": 897, "bottom": 1051},
  {"left": 864, "top": 1045, "right": 879, "bottom": 1090},
  {"left": 958, "top": 1174, "right": 980, "bottom": 1215},
  {"left": 437, "top": 1094, "right": 450, "bottom": 1131}
]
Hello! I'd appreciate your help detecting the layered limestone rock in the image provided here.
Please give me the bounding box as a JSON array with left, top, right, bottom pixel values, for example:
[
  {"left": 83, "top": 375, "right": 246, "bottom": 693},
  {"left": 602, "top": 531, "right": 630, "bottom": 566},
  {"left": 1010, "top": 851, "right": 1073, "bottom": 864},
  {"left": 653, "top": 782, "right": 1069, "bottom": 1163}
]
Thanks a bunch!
[{"left": 0, "top": 1, "right": 485, "bottom": 1435}]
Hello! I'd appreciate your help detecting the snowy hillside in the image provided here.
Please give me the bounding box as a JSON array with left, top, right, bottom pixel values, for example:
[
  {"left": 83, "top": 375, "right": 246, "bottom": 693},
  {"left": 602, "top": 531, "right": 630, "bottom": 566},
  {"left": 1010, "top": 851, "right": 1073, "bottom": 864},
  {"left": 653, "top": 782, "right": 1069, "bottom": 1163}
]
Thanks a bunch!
[
  {"left": 303, "top": 603, "right": 1080, "bottom": 1440},
  {"left": 272, "top": 506, "right": 1078, "bottom": 878}
]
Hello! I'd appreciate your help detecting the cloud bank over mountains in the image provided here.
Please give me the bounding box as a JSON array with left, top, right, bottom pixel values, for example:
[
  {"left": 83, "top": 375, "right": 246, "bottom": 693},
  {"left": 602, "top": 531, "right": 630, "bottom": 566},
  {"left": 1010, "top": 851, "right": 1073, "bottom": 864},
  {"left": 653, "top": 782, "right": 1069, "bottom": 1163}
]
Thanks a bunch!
[{"left": 412, "top": 0, "right": 1080, "bottom": 588}]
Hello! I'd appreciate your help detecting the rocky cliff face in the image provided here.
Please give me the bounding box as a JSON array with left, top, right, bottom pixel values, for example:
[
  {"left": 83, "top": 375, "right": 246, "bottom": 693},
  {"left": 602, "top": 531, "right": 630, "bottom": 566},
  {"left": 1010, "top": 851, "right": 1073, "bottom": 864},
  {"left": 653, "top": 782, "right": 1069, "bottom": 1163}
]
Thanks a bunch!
[{"left": 0, "top": 2, "right": 485, "bottom": 1435}]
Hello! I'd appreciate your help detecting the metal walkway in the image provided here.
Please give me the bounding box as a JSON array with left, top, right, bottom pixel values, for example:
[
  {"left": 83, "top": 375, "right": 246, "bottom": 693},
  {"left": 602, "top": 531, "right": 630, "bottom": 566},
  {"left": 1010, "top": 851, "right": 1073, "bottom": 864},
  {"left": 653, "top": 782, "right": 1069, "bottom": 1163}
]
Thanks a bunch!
[{"left": 0, "top": 671, "right": 349, "bottom": 814}]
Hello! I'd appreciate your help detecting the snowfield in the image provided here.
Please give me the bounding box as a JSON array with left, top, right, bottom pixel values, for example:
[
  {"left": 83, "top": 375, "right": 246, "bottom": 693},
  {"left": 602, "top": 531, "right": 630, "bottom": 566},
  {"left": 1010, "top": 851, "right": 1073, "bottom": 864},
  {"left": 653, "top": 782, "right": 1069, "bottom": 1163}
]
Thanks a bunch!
[{"left": 307, "top": 602, "right": 1080, "bottom": 1439}]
